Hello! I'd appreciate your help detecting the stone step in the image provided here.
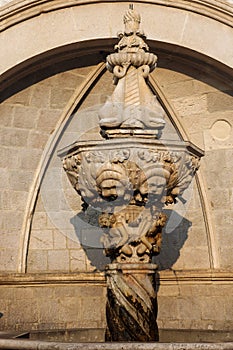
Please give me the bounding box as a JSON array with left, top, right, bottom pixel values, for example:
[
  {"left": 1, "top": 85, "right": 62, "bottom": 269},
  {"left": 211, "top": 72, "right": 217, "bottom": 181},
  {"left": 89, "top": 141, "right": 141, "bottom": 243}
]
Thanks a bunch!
[{"left": 0, "top": 331, "right": 29, "bottom": 339}]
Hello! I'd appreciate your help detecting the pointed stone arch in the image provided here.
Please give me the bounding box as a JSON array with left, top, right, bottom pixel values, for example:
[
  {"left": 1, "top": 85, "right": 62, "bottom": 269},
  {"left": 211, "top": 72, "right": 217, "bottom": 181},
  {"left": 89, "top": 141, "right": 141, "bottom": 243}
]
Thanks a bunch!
[
  {"left": 18, "top": 53, "right": 222, "bottom": 273},
  {"left": 1, "top": 0, "right": 231, "bottom": 274},
  {"left": 148, "top": 76, "right": 220, "bottom": 269},
  {"left": 1, "top": 0, "right": 233, "bottom": 335},
  {"left": 18, "top": 62, "right": 106, "bottom": 273}
]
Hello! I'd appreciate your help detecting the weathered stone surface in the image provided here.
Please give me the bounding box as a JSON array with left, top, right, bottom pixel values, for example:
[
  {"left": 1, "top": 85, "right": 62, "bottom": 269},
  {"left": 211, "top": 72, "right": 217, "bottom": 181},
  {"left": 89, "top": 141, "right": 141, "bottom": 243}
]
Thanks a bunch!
[
  {"left": 5, "top": 88, "right": 32, "bottom": 106},
  {"left": 29, "top": 230, "right": 54, "bottom": 250},
  {"left": 207, "top": 91, "right": 233, "bottom": 112},
  {"left": 58, "top": 8, "right": 204, "bottom": 342},
  {"left": 0, "top": 128, "right": 29, "bottom": 147},
  {"left": 37, "top": 109, "right": 61, "bottom": 133},
  {"left": 0, "top": 250, "right": 18, "bottom": 272},
  {"left": 0, "top": 274, "right": 106, "bottom": 332},
  {"left": 53, "top": 230, "right": 67, "bottom": 249},
  {"left": 13, "top": 106, "right": 39, "bottom": 129},
  {"left": 27, "top": 250, "right": 48, "bottom": 272},
  {"left": 27, "top": 130, "right": 50, "bottom": 149},
  {"left": 0, "top": 104, "right": 14, "bottom": 127},
  {"left": 0, "top": 5, "right": 233, "bottom": 333},
  {"left": 0, "top": 339, "right": 233, "bottom": 350},
  {"left": 47, "top": 250, "right": 70, "bottom": 272},
  {"left": 50, "top": 89, "right": 74, "bottom": 109}
]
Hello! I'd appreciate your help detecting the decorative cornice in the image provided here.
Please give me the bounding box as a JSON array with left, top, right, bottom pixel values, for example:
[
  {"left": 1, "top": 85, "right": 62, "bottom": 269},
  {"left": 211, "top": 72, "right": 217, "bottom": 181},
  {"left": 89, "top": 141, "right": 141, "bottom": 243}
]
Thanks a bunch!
[
  {"left": 0, "top": 270, "right": 233, "bottom": 286},
  {"left": 0, "top": 272, "right": 106, "bottom": 286},
  {"left": 158, "top": 269, "right": 233, "bottom": 284},
  {"left": 1, "top": 0, "right": 233, "bottom": 32}
]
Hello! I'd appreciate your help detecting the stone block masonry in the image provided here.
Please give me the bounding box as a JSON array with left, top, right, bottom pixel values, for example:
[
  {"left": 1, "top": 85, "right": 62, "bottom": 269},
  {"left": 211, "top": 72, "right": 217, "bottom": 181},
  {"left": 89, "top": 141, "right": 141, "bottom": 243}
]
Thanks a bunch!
[
  {"left": 0, "top": 65, "right": 95, "bottom": 273},
  {"left": 0, "top": 273, "right": 106, "bottom": 332},
  {"left": 0, "top": 47, "right": 233, "bottom": 333}
]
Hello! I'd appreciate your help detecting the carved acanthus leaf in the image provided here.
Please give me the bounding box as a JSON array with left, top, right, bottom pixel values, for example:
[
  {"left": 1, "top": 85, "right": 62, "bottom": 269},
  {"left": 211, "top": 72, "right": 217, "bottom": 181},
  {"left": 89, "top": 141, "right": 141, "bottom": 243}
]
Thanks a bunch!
[{"left": 63, "top": 155, "right": 81, "bottom": 191}]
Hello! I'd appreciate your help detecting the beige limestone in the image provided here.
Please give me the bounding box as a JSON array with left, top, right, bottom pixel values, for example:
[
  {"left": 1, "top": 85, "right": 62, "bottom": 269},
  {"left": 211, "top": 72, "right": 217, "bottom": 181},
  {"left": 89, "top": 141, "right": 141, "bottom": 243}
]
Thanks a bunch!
[
  {"left": 0, "top": 339, "right": 233, "bottom": 349},
  {"left": 0, "top": 2, "right": 233, "bottom": 333},
  {"left": 1, "top": 0, "right": 233, "bottom": 82},
  {"left": 0, "top": 274, "right": 106, "bottom": 332},
  {"left": 0, "top": 67, "right": 89, "bottom": 272}
]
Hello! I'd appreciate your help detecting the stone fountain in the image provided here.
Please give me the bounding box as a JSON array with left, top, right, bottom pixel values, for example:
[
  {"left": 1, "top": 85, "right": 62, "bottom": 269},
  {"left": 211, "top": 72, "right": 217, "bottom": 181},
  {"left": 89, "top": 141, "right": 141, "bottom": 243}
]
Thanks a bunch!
[{"left": 58, "top": 6, "right": 203, "bottom": 342}]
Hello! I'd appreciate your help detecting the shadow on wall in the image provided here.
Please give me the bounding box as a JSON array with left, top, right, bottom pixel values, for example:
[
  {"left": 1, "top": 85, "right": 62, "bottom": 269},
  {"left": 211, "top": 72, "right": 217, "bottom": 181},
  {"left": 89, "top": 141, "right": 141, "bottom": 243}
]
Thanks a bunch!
[
  {"left": 71, "top": 208, "right": 110, "bottom": 271},
  {"left": 153, "top": 209, "right": 191, "bottom": 271},
  {"left": 71, "top": 208, "right": 191, "bottom": 272}
]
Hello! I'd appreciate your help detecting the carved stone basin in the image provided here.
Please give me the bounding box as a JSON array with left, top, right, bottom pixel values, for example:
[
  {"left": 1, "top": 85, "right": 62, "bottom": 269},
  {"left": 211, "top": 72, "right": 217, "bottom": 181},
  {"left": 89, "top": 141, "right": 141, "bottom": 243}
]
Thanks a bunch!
[{"left": 59, "top": 138, "right": 202, "bottom": 212}]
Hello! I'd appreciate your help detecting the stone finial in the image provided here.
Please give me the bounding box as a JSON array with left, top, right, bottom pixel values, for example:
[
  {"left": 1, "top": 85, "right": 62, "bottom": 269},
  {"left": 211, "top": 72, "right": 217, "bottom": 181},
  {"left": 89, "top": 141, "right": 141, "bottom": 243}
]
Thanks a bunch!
[
  {"left": 98, "top": 6, "right": 165, "bottom": 138},
  {"left": 123, "top": 5, "right": 141, "bottom": 35}
]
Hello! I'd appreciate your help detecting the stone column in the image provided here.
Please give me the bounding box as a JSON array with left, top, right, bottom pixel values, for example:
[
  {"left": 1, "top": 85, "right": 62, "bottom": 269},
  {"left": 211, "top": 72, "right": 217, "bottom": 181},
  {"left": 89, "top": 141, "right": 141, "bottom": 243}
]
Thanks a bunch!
[{"left": 106, "top": 263, "right": 159, "bottom": 341}]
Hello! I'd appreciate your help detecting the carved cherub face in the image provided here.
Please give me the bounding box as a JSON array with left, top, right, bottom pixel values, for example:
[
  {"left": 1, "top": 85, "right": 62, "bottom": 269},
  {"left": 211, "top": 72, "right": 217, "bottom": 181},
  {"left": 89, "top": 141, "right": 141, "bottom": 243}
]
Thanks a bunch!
[
  {"left": 99, "top": 213, "right": 116, "bottom": 228},
  {"left": 139, "top": 168, "right": 167, "bottom": 202},
  {"left": 147, "top": 175, "right": 167, "bottom": 200}
]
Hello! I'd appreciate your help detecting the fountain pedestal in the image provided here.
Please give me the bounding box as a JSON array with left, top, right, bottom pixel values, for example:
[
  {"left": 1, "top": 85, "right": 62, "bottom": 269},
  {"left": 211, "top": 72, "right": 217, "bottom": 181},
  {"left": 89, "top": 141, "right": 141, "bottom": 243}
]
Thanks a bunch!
[{"left": 58, "top": 6, "right": 203, "bottom": 342}]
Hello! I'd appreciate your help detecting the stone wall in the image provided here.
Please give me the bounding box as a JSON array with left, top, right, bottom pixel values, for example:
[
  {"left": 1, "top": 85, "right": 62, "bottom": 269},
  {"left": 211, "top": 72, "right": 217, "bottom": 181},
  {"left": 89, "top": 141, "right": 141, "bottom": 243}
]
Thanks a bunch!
[
  {"left": 153, "top": 56, "right": 233, "bottom": 269},
  {"left": 0, "top": 64, "right": 96, "bottom": 272},
  {"left": 0, "top": 52, "right": 233, "bottom": 333},
  {"left": 157, "top": 270, "right": 233, "bottom": 332},
  {"left": 0, "top": 274, "right": 106, "bottom": 333}
]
